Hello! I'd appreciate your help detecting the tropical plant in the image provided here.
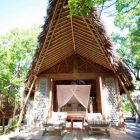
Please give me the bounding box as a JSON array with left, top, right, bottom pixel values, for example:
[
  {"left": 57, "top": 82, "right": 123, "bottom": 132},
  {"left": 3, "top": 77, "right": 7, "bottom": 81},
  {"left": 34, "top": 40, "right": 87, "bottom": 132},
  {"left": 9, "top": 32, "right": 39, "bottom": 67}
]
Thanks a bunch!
[{"left": 0, "top": 25, "right": 40, "bottom": 132}]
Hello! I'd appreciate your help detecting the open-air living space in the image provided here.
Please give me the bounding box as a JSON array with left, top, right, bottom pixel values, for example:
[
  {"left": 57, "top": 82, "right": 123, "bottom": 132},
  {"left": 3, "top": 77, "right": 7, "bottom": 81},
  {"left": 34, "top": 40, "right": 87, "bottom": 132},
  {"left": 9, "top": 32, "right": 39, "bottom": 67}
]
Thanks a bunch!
[{"left": 0, "top": 0, "right": 140, "bottom": 140}]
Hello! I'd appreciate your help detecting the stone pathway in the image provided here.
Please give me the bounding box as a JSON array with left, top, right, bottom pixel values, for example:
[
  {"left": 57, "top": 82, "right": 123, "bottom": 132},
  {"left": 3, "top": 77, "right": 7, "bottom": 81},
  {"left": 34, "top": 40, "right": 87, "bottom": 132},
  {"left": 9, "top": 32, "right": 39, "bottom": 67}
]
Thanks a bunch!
[{"left": 125, "top": 122, "right": 140, "bottom": 140}]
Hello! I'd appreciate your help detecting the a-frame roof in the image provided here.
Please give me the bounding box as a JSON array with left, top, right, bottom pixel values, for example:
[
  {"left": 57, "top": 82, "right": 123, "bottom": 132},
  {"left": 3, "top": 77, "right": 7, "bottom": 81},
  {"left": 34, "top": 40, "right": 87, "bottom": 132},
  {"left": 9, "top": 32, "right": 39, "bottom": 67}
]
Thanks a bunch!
[{"left": 26, "top": 0, "right": 132, "bottom": 89}]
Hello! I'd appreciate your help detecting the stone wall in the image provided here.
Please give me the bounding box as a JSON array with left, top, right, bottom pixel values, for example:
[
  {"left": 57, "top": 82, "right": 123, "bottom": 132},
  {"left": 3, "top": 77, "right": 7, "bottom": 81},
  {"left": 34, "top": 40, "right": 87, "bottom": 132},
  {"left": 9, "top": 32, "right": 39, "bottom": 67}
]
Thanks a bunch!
[
  {"left": 101, "top": 77, "right": 120, "bottom": 125},
  {"left": 32, "top": 78, "right": 50, "bottom": 127}
]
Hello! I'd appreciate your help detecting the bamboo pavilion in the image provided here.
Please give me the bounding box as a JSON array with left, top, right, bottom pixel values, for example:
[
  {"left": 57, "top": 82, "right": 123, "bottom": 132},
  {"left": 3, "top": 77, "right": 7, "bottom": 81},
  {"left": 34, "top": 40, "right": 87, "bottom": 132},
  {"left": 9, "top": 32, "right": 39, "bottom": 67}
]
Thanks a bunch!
[{"left": 18, "top": 0, "right": 133, "bottom": 128}]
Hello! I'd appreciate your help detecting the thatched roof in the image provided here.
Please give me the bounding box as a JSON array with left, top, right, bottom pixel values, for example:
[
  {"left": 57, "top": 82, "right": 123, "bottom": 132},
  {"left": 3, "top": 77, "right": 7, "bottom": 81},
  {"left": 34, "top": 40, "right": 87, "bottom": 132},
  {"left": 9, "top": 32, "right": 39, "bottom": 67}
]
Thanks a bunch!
[{"left": 25, "top": 0, "right": 133, "bottom": 90}]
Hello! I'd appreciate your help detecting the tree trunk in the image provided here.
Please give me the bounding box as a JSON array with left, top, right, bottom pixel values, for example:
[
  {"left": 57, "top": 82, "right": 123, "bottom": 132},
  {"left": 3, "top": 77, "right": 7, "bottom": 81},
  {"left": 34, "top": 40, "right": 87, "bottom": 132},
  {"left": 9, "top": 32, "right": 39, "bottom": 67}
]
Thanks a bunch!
[
  {"left": 117, "top": 75, "right": 140, "bottom": 120},
  {"left": 13, "top": 101, "right": 18, "bottom": 119},
  {"left": 2, "top": 115, "right": 5, "bottom": 132},
  {"left": 126, "top": 92, "right": 140, "bottom": 120}
]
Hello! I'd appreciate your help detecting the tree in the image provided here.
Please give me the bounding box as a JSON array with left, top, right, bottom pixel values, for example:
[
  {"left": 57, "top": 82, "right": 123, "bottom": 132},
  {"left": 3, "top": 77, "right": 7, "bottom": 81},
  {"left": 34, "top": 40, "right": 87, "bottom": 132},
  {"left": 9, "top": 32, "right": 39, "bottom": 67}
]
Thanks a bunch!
[
  {"left": 66, "top": 0, "right": 140, "bottom": 16},
  {"left": 66, "top": 0, "right": 105, "bottom": 16},
  {"left": 121, "top": 95, "right": 134, "bottom": 113},
  {"left": 113, "top": 17, "right": 140, "bottom": 82},
  {"left": 0, "top": 25, "right": 40, "bottom": 132},
  {"left": 112, "top": 1, "right": 140, "bottom": 118}
]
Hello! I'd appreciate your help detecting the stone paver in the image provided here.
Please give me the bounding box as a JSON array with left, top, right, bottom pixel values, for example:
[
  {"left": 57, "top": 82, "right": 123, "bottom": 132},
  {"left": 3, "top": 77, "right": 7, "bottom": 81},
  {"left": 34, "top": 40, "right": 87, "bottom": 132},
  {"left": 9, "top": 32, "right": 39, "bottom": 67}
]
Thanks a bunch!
[
  {"left": 125, "top": 122, "right": 140, "bottom": 140},
  {"left": 110, "top": 128, "right": 137, "bottom": 140}
]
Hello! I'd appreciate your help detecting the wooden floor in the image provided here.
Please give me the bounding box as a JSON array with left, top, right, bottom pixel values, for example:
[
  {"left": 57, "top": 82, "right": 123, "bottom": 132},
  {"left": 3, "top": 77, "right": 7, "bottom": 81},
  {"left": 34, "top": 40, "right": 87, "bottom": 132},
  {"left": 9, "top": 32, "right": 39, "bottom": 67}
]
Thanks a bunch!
[
  {"left": 9, "top": 122, "right": 136, "bottom": 140},
  {"left": 43, "top": 129, "right": 110, "bottom": 140},
  {"left": 63, "top": 128, "right": 110, "bottom": 140},
  {"left": 43, "top": 122, "right": 110, "bottom": 140}
]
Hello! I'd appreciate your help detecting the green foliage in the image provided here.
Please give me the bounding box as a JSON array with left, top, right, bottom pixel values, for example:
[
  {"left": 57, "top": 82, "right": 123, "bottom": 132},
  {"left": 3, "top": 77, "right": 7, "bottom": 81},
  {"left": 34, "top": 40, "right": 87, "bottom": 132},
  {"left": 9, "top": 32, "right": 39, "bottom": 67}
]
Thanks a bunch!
[
  {"left": 113, "top": 2, "right": 140, "bottom": 82},
  {"left": 0, "top": 116, "right": 20, "bottom": 134},
  {"left": 121, "top": 95, "right": 132, "bottom": 112},
  {"left": 112, "top": 32, "right": 140, "bottom": 81},
  {"left": 66, "top": 0, "right": 106, "bottom": 16},
  {"left": 8, "top": 116, "right": 19, "bottom": 130},
  {"left": 0, "top": 25, "right": 40, "bottom": 101},
  {"left": 66, "top": 0, "right": 139, "bottom": 16},
  {"left": 115, "top": 0, "right": 139, "bottom": 13}
]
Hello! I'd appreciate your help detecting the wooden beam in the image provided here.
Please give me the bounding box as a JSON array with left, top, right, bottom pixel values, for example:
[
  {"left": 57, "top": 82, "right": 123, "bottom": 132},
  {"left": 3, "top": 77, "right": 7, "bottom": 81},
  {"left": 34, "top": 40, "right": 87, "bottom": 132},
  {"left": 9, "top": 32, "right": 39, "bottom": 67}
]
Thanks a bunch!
[
  {"left": 50, "top": 33, "right": 72, "bottom": 45},
  {"left": 50, "top": 38, "right": 72, "bottom": 48},
  {"left": 75, "top": 38, "right": 98, "bottom": 48},
  {"left": 40, "top": 53, "right": 73, "bottom": 72},
  {"left": 96, "top": 76, "right": 102, "bottom": 112},
  {"left": 53, "top": 29, "right": 72, "bottom": 39},
  {"left": 72, "top": 21, "right": 89, "bottom": 31},
  {"left": 77, "top": 49, "right": 110, "bottom": 68},
  {"left": 74, "top": 32, "right": 97, "bottom": 44},
  {"left": 81, "top": 16, "right": 113, "bottom": 70},
  {"left": 39, "top": 73, "right": 114, "bottom": 80},
  {"left": 34, "top": 0, "right": 66, "bottom": 74},
  {"left": 115, "top": 77, "right": 124, "bottom": 125},
  {"left": 73, "top": 24, "right": 92, "bottom": 35},
  {"left": 73, "top": 55, "right": 78, "bottom": 73},
  {"left": 52, "top": 22, "right": 70, "bottom": 33},
  {"left": 47, "top": 42, "right": 73, "bottom": 54},
  {"left": 74, "top": 28, "right": 96, "bottom": 40},
  {"left": 70, "top": 17, "right": 76, "bottom": 54},
  {"left": 52, "top": 18, "right": 70, "bottom": 28},
  {"left": 87, "top": 18, "right": 106, "bottom": 46},
  {"left": 42, "top": 49, "right": 73, "bottom": 65},
  {"left": 16, "top": 75, "right": 37, "bottom": 130},
  {"left": 76, "top": 43, "right": 104, "bottom": 56}
]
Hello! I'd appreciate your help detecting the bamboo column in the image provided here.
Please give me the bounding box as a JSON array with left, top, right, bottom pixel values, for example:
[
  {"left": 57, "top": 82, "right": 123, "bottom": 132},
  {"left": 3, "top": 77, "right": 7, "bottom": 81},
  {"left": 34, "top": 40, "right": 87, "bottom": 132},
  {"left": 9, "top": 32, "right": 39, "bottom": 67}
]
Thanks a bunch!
[
  {"left": 115, "top": 77, "right": 124, "bottom": 125},
  {"left": 44, "top": 78, "right": 53, "bottom": 122},
  {"left": 96, "top": 76, "right": 102, "bottom": 113},
  {"left": 16, "top": 75, "right": 37, "bottom": 130},
  {"left": 100, "top": 77, "right": 107, "bottom": 115},
  {"left": 48, "top": 78, "right": 53, "bottom": 118}
]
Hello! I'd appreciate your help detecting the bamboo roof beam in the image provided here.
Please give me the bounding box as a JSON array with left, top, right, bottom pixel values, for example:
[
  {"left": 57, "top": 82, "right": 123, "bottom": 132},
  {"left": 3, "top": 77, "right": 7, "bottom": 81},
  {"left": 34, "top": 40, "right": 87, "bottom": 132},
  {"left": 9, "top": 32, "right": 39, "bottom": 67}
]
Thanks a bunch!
[
  {"left": 78, "top": 50, "right": 110, "bottom": 68},
  {"left": 76, "top": 43, "right": 105, "bottom": 56},
  {"left": 81, "top": 15, "right": 113, "bottom": 70},
  {"left": 48, "top": 42, "right": 73, "bottom": 53},
  {"left": 34, "top": 0, "right": 66, "bottom": 74},
  {"left": 50, "top": 33, "right": 72, "bottom": 45},
  {"left": 70, "top": 16, "right": 76, "bottom": 54},
  {"left": 40, "top": 53, "right": 73, "bottom": 72}
]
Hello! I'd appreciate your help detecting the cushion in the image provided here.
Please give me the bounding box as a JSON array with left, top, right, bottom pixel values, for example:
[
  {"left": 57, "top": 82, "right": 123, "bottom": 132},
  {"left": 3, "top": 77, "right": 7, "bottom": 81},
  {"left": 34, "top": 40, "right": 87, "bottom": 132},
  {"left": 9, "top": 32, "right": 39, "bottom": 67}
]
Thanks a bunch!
[
  {"left": 47, "top": 112, "right": 67, "bottom": 125},
  {"left": 88, "top": 120, "right": 110, "bottom": 127},
  {"left": 86, "top": 113, "right": 110, "bottom": 127},
  {"left": 86, "top": 113, "right": 102, "bottom": 122}
]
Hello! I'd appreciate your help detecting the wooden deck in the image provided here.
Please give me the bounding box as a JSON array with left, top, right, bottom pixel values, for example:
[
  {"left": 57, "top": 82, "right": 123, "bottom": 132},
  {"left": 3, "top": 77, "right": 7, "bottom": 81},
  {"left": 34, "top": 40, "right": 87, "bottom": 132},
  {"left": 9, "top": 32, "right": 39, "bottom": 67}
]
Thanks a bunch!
[
  {"left": 43, "top": 122, "right": 113, "bottom": 140},
  {"left": 9, "top": 122, "right": 136, "bottom": 140},
  {"left": 43, "top": 129, "right": 110, "bottom": 140}
]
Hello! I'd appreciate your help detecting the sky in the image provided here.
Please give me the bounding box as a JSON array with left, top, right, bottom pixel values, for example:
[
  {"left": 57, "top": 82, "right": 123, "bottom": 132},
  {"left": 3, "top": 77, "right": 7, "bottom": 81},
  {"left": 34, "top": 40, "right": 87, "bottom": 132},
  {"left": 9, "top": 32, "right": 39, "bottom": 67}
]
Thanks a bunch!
[
  {"left": 0, "top": 0, "right": 117, "bottom": 35},
  {"left": 0, "top": 0, "right": 48, "bottom": 35}
]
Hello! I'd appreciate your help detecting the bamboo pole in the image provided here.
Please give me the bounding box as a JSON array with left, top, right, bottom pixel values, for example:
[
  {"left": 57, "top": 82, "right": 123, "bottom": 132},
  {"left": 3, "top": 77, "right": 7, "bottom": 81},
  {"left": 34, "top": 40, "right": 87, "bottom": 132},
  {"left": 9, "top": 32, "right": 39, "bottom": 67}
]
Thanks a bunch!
[
  {"left": 16, "top": 76, "right": 37, "bottom": 130},
  {"left": 115, "top": 77, "right": 124, "bottom": 125},
  {"left": 116, "top": 74, "right": 140, "bottom": 120},
  {"left": 70, "top": 16, "right": 76, "bottom": 54}
]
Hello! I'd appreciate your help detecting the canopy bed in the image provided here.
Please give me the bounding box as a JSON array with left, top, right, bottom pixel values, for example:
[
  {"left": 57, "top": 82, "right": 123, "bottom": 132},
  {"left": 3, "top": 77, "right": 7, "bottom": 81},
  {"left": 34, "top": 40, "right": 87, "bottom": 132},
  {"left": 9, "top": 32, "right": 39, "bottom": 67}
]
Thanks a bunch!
[{"left": 57, "top": 85, "right": 91, "bottom": 120}]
